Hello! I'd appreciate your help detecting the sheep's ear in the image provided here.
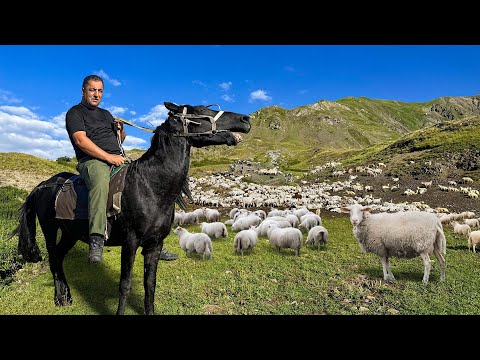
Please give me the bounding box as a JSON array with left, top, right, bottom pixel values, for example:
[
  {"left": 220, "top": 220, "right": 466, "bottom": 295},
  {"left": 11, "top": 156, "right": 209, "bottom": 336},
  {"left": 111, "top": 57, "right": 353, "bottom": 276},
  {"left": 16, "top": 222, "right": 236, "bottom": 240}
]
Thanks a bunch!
[
  {"left": 362, "top": 207, "right": 373, "bottom": 213},
  {"left": 340, "top": 207, "right": 350, "bottom": 213}
]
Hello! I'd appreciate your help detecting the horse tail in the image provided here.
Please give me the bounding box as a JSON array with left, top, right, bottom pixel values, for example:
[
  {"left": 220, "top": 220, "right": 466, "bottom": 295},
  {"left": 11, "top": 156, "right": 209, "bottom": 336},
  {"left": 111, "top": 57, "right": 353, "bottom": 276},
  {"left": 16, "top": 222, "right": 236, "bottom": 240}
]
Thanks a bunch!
[{"left": 10, "top": 189, "right": 42, "bottom": 263}]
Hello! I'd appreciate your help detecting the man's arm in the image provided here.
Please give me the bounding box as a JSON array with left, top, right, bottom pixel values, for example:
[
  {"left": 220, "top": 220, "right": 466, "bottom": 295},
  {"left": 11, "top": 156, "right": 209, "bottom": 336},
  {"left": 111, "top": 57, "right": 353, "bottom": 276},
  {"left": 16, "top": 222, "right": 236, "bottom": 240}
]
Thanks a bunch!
[{"left": 72, "top": 131, "right": 126, "bottom": 167}]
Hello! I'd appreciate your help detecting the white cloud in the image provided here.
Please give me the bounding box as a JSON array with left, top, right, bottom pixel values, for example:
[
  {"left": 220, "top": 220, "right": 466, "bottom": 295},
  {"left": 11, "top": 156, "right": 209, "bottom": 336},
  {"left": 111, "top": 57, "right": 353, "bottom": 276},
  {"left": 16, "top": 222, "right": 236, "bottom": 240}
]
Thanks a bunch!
[
  {"left": 107, "top": 106, "right": 128, "bottom": 117},
  {"left": 0, "top": 89, "right": 22, "bottom": 104},
  {"left": 221, "top": 94, "right": 234, "bottom": 102},
  {"left": 0, "top": 106, "right": 73, "bottom": 159},
  {"left": 249, "top": 89, "right": 272, "bottom": 102},
  {"left": 138, "top": 104, "right": 169, "bottom": 127},
  {"left": 95, "top": 69, "right": 122, "bottom": 87},
  {"left": 192, "top": 80, "right": 207, "bottom": 87},
  {"left": 219, "top": 81, "right": 232, "bottom": 91},
  {"left": 122, "top": 135, "right": 147, "bottom": 150}
]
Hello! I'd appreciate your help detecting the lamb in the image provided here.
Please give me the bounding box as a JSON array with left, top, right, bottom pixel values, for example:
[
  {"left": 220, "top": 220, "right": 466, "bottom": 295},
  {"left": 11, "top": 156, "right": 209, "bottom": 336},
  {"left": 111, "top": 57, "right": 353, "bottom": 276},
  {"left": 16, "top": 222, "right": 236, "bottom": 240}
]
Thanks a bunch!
[
  {"left": 467, "top": 230, "right": 480, "bottom": 253},
  {"left": 173, "top": 226, "right": 213, "bottom": 260},
  {"left": 340, "top": 204, "right": 446, "bottom": 284},
  {"left": 306, "top": 225, "right": 329, "bottom": 250},
  {"left": 266, "top": 223, "right": 303, "bottom": 256},
  {"left": 200, "top": 222, "right": 228, "bottom": 239},
  {"left": 233, "top": 228, "right": 259, "bottom": 255}
]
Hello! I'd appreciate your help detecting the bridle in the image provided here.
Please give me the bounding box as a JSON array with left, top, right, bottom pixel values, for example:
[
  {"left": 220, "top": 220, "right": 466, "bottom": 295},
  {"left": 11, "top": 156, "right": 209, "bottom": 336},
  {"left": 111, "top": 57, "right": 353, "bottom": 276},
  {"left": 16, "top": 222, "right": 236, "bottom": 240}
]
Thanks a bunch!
[
  {"left": 115, "top": 104, "right": 228, "bottom": 137},
  {"left": 170, "top": 104, "right": 228, "bottom": 137}
]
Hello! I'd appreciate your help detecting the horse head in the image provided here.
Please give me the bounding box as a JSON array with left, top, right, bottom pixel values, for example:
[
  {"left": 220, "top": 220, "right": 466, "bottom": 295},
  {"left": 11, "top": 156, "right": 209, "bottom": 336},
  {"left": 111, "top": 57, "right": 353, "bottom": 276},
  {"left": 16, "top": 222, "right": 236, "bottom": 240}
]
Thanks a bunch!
[{"left": 163, "top": 102, "right": 251, "bottom": 147}]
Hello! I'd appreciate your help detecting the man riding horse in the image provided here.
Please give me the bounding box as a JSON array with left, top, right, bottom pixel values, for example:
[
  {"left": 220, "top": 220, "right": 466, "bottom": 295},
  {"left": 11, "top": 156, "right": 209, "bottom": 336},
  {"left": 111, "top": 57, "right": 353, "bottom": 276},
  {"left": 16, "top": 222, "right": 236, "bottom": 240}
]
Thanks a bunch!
[{"left": 65, "top": 74, "right": 177, "bottom": 263}]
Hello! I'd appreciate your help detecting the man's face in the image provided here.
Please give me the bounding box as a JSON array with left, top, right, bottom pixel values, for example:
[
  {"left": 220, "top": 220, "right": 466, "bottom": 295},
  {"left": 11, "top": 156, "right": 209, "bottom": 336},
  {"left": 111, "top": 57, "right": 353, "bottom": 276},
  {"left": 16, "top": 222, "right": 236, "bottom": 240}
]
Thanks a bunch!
[{"left": 82, "top": 80, "right": 104, "bottom": 107}]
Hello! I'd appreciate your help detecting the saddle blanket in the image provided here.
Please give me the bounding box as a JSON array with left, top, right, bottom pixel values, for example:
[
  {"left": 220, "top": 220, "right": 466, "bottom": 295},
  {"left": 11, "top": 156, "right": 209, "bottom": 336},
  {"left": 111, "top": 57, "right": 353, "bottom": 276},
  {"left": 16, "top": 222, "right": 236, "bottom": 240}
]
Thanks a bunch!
[{"left": 54, "top": 164, "right": 129, "bottom": 220}]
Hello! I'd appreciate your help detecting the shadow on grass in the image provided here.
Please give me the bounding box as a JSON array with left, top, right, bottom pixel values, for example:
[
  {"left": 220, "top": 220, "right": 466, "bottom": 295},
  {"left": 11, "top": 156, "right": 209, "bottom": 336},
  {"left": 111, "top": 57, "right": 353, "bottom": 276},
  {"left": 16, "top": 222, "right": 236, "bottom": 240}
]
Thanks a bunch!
[{"left": 61, "top": 245, "right": 144, "bottom": 315}]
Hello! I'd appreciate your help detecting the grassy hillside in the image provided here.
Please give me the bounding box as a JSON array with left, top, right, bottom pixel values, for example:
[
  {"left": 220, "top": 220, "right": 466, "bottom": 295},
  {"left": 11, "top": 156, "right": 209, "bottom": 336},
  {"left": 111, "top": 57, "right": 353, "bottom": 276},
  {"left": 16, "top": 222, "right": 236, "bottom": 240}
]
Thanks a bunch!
[
  {"left": 1, "top": 214, "right": 479, "bottom": 315},
  {"left": 188, "top": 95, "right": 480, "bottom": 177}
]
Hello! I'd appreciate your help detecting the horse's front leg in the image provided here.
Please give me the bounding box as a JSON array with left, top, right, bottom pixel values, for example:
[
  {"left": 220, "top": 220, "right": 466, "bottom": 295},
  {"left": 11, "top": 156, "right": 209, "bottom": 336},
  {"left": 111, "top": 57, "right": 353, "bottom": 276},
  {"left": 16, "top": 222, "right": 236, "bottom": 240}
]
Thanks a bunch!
[
  {"left": 143, "top": 243, "right": 163, "bottom": 315},
  {"left": 116, "top": 242, "right": 138, "bottom": 315}
]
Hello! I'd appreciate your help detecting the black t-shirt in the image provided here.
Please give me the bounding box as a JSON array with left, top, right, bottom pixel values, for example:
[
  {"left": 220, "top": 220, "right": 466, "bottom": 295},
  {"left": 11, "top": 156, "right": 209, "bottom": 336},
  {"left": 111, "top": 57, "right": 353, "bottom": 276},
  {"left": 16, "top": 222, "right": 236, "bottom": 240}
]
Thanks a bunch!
[{"left": 66, "top": 102, "right": 121, "bottom": 162}]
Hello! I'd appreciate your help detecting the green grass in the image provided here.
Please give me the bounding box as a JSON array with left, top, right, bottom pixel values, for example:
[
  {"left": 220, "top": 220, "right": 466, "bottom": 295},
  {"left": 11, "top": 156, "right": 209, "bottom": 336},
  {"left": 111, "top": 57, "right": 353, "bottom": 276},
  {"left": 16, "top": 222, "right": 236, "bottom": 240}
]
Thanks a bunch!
[{"left": 1, "top": 212, "right": 479, "bottom": 315}]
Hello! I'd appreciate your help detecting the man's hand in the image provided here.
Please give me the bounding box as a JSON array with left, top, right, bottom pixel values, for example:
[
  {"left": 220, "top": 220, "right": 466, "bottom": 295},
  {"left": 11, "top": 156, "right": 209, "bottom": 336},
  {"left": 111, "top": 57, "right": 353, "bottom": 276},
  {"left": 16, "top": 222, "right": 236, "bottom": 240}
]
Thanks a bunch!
[
  {"left": 114, "top": 120, "right": 124, "bottom": 131},
  {"left": 108, "top": 154, "right": 126, "bottom": 167}
]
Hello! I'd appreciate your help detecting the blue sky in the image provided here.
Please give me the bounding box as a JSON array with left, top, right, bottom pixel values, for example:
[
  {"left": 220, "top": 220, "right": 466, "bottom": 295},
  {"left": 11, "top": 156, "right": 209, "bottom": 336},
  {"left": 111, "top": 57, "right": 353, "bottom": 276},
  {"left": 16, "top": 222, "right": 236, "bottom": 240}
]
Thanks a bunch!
[{"left": 0, "top": 45, "right": 479, "bottom": 160}]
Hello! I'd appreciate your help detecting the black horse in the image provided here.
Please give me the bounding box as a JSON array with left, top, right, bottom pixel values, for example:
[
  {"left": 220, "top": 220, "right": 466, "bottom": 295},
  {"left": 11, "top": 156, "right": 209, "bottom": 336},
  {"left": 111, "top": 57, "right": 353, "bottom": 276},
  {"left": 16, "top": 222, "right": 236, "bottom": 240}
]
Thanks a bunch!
[{"left": 11, "top": 102, "right": 251, "bottom": 315}]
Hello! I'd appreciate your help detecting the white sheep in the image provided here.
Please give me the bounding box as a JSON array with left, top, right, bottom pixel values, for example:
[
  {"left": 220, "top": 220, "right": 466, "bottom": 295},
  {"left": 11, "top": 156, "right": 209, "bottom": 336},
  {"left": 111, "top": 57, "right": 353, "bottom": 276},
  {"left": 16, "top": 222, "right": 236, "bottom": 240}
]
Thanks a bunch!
[
  {"left": 340, "top": 204, "right": 446, "bottom": 284},
  {"left": 306, "top": 225, "right": 329, "bottom": 250},
  {"left": 203, "top": 208, "right": 221, "bottom": 222},
  {"left": 255, "top": 219, "right": 291, "bottom": 237},
  {"left": 233, "top": 228, "right": 259, "bottom": 255},
  {"left": 298, "top": 216, "right": 321, "bottom": 232},
  {"left": 231, "top": 214, "right": 262, "bottom": 232},
  {"left": 468, "top": 230, "right": 480, "bottom": 253},
  {"left": 266, "top": 223, "right": 303, "bottom": 256},
  {"left": 200, "top": 222, "right": 228, "bottom": 239},
  {"left": 173, "top": 226, "right": 213, "bottom": 260},
  {"left": 451, "top": 221, "right": 471, "bottom": 237}
]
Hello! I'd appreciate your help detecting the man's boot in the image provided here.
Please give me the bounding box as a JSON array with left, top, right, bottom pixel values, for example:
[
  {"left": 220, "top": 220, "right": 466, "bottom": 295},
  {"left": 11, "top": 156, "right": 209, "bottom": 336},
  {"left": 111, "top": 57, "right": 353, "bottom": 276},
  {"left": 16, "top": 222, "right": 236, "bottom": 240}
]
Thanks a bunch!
[
  {"left": 89, "top": 234, "right": 104, "bottom": 263},
  {"left": 159, "top": 248, "right": 178, "bottom": 261}
]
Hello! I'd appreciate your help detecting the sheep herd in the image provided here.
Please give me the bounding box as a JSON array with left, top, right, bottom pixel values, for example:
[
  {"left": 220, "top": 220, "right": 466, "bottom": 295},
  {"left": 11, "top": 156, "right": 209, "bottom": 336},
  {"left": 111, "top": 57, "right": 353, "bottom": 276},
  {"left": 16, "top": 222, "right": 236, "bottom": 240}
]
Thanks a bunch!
[
  {"left": 172, "top": 207, "right": 329, "bottom": 260},
  {"left": 171, "top": 203, "right": 479, "bottom": 285}
]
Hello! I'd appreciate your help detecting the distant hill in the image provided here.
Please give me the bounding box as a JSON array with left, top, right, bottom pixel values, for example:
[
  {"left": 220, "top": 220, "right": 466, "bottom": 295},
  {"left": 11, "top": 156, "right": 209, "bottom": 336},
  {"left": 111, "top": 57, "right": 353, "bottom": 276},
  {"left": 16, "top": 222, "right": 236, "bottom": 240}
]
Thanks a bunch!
[{"left": 189, "top": 94, "right": 480, "bottom": 176}]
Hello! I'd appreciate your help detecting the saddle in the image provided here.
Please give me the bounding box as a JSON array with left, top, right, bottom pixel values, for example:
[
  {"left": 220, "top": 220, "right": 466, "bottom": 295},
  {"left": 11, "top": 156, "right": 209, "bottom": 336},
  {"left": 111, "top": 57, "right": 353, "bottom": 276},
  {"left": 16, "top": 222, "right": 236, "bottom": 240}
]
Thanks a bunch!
[{"left": 54, "top": 164, "right": 129, "bottom": 220}]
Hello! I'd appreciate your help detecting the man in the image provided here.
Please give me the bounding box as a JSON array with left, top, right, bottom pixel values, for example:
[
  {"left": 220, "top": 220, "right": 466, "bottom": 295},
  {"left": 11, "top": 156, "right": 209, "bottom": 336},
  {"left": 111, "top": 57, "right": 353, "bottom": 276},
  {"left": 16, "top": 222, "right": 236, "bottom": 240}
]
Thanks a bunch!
[{"left": 66, "top": 74, "right": 178, "bottom": 263}]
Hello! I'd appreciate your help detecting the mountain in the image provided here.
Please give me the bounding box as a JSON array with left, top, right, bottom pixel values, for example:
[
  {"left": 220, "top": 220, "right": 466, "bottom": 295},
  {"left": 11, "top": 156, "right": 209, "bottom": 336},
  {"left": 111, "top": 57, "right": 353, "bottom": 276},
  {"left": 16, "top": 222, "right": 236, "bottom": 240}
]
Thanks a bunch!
[{"left": 188, "top": 94, "right": 480, "bottom": 176}]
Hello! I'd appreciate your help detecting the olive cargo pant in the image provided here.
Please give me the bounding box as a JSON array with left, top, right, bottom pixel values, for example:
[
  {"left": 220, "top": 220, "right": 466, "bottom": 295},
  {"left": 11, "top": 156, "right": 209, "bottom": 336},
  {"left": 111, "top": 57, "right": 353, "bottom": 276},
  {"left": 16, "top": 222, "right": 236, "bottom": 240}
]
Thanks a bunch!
[{"left": 77, "top": 159, "right": 110, "bottom": 238}]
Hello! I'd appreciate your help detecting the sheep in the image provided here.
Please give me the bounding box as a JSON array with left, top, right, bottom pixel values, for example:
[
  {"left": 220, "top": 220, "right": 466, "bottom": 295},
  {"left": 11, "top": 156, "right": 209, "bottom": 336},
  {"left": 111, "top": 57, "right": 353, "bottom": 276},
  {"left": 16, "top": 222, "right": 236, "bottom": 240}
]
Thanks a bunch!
[
  {"left": 173, "top": 226, "right": 213, "bottom": 260},
  {"left": 306, "top": 225, "right": 329, "bottom": 250},
  {"left": 463, "top": 218, "right": 479, "bottom": 228},
  {"left": 255, "top": 219, "right": 292, "bottom": 237},
  {"left": 200, "top": 222, "right": 228, "bottom": 239},
  {"left": 203, "top": 208, "right": 221, "bottom": 222},
  {"left": 266, "top": 223, "right": 303, "bottom": 256},
  {"left": 233, "top": 228, "right": 259, "bottom": 255},
  {"left": 231, "top": 214, "right": 262, "bottom": 232},
  {"left": 180, "top": 211, "right": 197, "bottom": 225},
  {"left": 192, "top": 207, "right": 207, "bottom": 222},
  {"left": 298, "top": 216, "right": 321, "bottom": 232},
  {"left": 451, "top": 221, "right": 471, "bottom": 237},
  {"left": 468, "top": 231, "right": 480, "bottom": 253},
  {"left": 340, "top": 204, "right": 446, "bottom": 284}
]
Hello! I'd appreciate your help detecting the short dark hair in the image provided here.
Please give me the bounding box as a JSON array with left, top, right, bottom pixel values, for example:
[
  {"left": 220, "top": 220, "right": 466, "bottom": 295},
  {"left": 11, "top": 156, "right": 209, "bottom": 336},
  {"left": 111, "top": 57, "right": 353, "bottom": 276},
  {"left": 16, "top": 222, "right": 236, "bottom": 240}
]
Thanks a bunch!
[{"left": 82, "top": 74, "right": 104, "bottom": 89}]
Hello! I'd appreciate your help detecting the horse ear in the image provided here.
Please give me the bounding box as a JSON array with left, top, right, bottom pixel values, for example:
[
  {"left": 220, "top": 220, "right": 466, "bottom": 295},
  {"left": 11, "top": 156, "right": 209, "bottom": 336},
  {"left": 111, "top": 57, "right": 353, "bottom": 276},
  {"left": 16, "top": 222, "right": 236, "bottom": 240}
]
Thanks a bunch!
[{"left": 164, "top": 102, "right": 179, "bottom": 112}]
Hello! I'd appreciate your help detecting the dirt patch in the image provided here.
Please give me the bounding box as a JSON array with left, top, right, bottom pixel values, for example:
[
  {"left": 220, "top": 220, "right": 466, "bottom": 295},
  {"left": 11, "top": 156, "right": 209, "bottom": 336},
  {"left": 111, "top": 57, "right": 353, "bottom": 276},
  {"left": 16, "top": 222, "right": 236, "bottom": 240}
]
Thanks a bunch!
[{"left": 0, "top": 170, "right": 47, "bottom": 192}]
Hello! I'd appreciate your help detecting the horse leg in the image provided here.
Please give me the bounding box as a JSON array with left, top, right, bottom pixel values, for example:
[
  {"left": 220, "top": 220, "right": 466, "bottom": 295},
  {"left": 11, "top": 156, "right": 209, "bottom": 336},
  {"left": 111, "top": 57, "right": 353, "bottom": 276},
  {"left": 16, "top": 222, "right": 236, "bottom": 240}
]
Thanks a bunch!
[
  {"left": 143, "top": 246, "right": 162, "bottom": 315},
  {"left": 53, "top": 232, "right": 78, "bottom": 305},
  {"left": 40, "top": 223, "right": 70, "bottom": 306},
  {"left": 116, "top": 244, "right": 138, "bottom": 315}
]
